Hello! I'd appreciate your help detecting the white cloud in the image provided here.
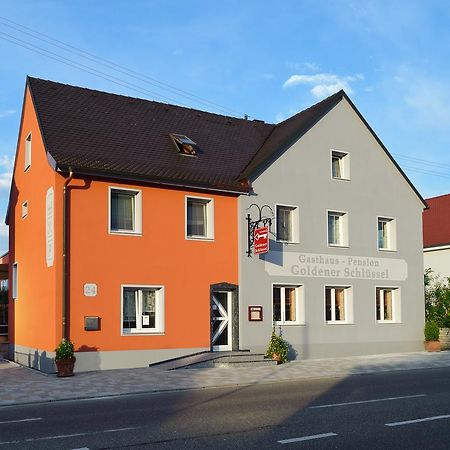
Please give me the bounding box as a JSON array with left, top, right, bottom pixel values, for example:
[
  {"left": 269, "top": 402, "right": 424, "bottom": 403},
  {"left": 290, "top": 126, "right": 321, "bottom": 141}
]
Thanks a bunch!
[
  {"left": 0, "top": 109, "right": 16, "bottom": 118},
  {"left": 283, "top": 72, "right": 364, "bottom": 99},
  {"left": 0, "top": 154, "right": 14, "bottom": 190}
]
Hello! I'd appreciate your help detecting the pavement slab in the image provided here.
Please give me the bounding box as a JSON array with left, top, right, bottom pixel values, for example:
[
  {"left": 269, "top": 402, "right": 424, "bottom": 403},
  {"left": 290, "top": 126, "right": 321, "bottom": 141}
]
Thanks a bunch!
[{"left": 1, "top": 351, "right": 450, "bottom": 407}]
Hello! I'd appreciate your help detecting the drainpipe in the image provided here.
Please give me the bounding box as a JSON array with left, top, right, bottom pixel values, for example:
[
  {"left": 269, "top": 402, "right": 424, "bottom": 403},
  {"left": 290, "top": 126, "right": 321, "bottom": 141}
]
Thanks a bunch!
[{"left": 62, "top": 168, "right": 74, "bottom": 340}]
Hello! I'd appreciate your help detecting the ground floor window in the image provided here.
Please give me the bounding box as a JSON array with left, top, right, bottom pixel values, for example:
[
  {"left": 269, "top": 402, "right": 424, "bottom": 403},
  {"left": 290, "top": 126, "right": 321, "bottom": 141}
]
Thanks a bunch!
[
  {"left": 122, "top": 286, "right": 164, "bottom": 334},
  {"left": 273, "top": 284, "right": 304, "bottom": 324},
  {"left": 325, "top": 286, "right": 353, "bottom": 324},
  {"left": 376, "top": 287, "right": 401, "bottom": 323}
]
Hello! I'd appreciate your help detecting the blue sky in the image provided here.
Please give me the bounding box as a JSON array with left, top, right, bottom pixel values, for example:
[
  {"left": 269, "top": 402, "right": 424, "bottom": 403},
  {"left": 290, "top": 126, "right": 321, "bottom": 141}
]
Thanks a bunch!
[{"left": 1, "top": 0, "right": 450, "bottom": 254}]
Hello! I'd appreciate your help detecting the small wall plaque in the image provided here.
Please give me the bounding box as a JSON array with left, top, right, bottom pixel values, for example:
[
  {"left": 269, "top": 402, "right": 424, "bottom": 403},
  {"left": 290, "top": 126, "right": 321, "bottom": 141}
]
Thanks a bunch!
[
  {"left": 248, "top": 305, "right": 263, "bottom": 321},
  {"left": 84, "top": 283, "right": 97, "bottom": 297},
  {"left": 84, "top": 316, "right": 100, "bottom": 331}
]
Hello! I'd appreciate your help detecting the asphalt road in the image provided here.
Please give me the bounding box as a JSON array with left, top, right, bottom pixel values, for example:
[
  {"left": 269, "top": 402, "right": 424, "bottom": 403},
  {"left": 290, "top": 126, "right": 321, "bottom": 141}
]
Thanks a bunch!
[{"left": 2, "top": 366, "right": 450, "bottom": 449}]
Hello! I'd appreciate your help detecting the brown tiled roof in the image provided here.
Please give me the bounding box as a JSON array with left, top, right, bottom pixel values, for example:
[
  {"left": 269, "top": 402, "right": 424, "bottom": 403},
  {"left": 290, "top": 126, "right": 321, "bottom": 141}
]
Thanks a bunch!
[
  {"left": 28, "top": 77, "right": 274, "bottom": 192},
  {"left": 423, "top": 194, "right": 450, "bottom": 248}
]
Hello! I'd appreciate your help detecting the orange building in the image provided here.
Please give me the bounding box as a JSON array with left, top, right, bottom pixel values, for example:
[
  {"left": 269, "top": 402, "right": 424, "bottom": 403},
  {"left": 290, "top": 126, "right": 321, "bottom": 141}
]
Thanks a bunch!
[{"left": 6, "top": 77, "right": 273, "bottom": 372}]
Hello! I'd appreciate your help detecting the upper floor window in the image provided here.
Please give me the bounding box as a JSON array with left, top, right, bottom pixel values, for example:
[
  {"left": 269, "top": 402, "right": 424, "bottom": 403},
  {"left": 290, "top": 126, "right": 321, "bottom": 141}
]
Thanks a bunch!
[
  {"left": 12, "top": 262, "right": 18, "bottom": 299},
  {"left": 186, "top": 196, "right": 214, "bottom": 240},
  {"left": 378, "top": 217, "right": 396, "bottom": 251},
  {"left": 376, "top": 287, "right": 401, "bottom": 323},
  {"left": 122, "top": 285, "right": 165, "bottom": 334},
  {"left": 276, "top": 205, "right": 299, "bottom": 243},
  {"left": 273, "top": 284, "right": 304, "bottom": 325},
  {"left": 325, "top": 286, "right": 353, "bottom": 324},
  {"left": 109, "top": 187, "right": 142, "bottom": 235},
  {"left": 331, "top": 150, "right": 350, "bottom": 180},
  {"left": 24, "top": 133, "right": 32, "bottom": 171},
  {"left": 327, "top": 211, "right": 348, "bottom": 247},
  {"left": 21, "top": 201, "right": 28, "bottom": 219}
]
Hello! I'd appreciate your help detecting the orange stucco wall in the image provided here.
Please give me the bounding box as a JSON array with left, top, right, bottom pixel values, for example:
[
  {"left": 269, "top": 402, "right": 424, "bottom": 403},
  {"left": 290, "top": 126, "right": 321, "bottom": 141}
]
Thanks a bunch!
[
  {"left": 68, "top": 179, "right": 238, "bottom": 351},
  {"left": 8, "top": 87, "right": 63, "bottom": 352}
]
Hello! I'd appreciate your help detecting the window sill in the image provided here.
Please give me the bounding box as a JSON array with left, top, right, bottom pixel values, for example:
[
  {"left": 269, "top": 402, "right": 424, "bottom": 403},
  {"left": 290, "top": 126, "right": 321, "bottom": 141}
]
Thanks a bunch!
[
  {"left": 332, "top": 177, "right": 350, "bottom": 182},
  {"left": 109, "top": 230, "right": 142, "bottom": 236},
  {"left": 276, "top": 240, "right": 300, "bottom": 245},
  {"left": 326, "top": 321, "right": 354, "bottom": 325},
  {"left": 377, "top": 320, "right": 400, "bottom": 324},
  {"left": 274, "top": 322, "right": 305, "bottom": 326},
  {"left": 378, "top": 248, "right": 397, "bottom": 253},
  {"left": 327, "top": 244, "right": 349, "bottom": 249},
  {"left": 121, "top": 331, "right": 165, "bottom": 336},
  {"left": 186, "top": 236, "right": 214, "bottom": 241}
]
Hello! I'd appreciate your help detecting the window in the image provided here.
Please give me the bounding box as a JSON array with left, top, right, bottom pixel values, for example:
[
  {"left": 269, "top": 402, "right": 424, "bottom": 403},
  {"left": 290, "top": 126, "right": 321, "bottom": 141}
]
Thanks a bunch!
[
  {"left": 12, "top": 262, "right": 18, "bottom": 299},
  {"left": 21, "top": 201, "right": 28, "bottom": 218},
  {"left": 327, "top": 211, "right": 348, "bottom": 247},
  {"left": 331, "top": 150, "right": 349, "bottom": 180},
  {"left": 170, "top": 133, "right": 199, "bottom": 156},
  {"left": 186, "top": 196, "right": 214, "bottom": 239},
  {"left": 24, "top": 133, "right": 31, "bottom": 171},
  {"left": 276, "top": 205, "right": 299, "bottom": 243},
  {"left": 378, "top": 217, "right": 396, "bottom": 251},
  {"left": 325, "top": 286, "right": 353, "bottom": 323},
  {"left": 122, "top": 286, "right": 164, "bottom": 334},
  {"left": 376, "top": 288, "right": 401, "bottom": 322},
  {"left": 272, "top": 285, "right": 304, "bottom": 324},
  {"left": 109, "top": 187, "right": 142, "bottom": 234}
]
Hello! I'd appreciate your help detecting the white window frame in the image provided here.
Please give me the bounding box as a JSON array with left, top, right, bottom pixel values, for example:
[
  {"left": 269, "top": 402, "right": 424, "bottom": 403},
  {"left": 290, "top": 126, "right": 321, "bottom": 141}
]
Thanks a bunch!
[
  {"left": 324, "top": 285, "right": 353, "bottom": 324},
  {"left": 330, "top": 149, "right": 350, "bottom": 181},
  {"left": 108, "top": 186, "right": 142, "bottom": 235},
  {"left": 275, "top": 204, "right": 300, "bottom": 243},
  {"left": 272, "top": 283, "right": 305, "bottom": 325},
  {"left": 185, "top": 195, "right": 214, "bottom": 240},
  {"left": 327, "top": 210, "right": 349, "bottom": 247},
  {"left": 12, "top": 262, "right": 18, "bottom": 299},
  {"left": 377, "top": 216, "right": 397, "bottom": 251},
  {"left": 121, "top": 284, "right": 165, "bottom": 335},
  {"left": 21, "top": 201, "right": 28, "bottom": 219},
  {"left": 375, "top": 286, "right": 401, "bottom": 323},
  {"left": 24, "top": 132, "right": 31, "bottom": 171}
]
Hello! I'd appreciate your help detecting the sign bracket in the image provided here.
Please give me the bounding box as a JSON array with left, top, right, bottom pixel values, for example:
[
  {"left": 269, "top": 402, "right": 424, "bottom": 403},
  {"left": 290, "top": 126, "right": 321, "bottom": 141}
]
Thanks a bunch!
[{"left": 246, "top": 203, "right": 273, "bottom": 257}]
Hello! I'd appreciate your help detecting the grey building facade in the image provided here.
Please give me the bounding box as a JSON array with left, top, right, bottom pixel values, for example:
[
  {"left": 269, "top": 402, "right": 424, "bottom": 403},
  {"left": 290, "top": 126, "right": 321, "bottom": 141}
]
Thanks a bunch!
[{"left": 238, "top": 94, "right": 426, "bottom": 360}]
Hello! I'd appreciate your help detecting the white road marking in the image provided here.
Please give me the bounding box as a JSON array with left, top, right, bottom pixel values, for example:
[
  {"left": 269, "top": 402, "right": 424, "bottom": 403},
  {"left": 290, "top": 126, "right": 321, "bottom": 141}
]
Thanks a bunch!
[
  {"left": 70, "top": 448, "right": 90, "bottom": 450},
  {"left": 0, "top": 417, "right": 42, "bottom": 425},
  {"left": 278, "top": 432, "right": 337, "bottom": 444},
  {"left": 0, "top": 426, "right": 137, "bottom": 446},
  {"left": 386, "top": 414, "right": 450, "bottom": 427},
  {"left": 310, "top": 394, "right": 426, "bottom": 409}
]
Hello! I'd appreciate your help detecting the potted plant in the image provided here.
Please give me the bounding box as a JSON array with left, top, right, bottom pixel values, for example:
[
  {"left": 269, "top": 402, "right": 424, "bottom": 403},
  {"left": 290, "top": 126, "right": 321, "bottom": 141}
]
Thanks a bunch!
[
  {"left": 266, "top": 328, "right": 289, "bottom": 364},
  {"left": 424, "top": 320, "right": 440, "bottom": 352},
  {"left": 55, "top": 338, "right": 76, "bottom": 376}
]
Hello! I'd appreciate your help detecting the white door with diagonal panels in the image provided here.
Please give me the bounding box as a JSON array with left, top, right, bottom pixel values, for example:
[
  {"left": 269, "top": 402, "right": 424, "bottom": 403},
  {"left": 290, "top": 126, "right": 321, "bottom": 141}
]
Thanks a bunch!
[{"left": 211, "top": 291, "right": 232, "bottom": 351}]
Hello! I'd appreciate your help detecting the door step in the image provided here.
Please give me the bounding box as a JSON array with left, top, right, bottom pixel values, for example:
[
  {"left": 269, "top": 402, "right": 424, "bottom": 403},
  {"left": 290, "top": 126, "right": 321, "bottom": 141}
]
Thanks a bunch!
[{"left": 149, "top": 351, "right": 277, "bottom": 370}]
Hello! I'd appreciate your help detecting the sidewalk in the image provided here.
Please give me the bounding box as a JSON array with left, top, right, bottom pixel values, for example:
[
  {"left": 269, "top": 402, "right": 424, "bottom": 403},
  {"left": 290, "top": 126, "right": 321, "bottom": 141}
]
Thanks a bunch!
[{"left": 1, "top": 351, "right": 450, "bottom": 407}]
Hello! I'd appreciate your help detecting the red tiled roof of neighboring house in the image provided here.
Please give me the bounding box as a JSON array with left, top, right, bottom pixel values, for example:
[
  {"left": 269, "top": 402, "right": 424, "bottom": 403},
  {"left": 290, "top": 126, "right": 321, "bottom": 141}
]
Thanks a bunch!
[{"left": 423, "top": 194, "right": 450, "bottom": 248}]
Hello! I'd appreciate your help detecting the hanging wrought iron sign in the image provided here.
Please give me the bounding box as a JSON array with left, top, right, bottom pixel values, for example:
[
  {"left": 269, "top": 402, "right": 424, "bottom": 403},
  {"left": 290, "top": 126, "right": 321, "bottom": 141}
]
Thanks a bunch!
[{"left": 246, "top": 203, "right": 273, "bottom": 257}]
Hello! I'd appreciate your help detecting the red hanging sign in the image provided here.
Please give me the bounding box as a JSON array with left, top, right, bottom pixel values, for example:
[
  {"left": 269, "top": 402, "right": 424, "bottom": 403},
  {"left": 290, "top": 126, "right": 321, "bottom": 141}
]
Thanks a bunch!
[{"left": 254, "top": 226, "right": 269, "bottom": 255}]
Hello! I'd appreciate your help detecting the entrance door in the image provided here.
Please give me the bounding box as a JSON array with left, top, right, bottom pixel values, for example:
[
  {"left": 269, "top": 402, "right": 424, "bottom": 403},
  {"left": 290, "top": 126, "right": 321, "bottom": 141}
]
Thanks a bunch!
[{"left": 211, "top": 291, "right": 232, "bottom": 351}]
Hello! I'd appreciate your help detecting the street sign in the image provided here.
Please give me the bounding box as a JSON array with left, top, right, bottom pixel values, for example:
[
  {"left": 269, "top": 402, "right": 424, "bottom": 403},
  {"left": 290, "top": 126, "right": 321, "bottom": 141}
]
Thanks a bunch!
[{"left": 254, "top": 226, "right": 269, "bottom": 255}]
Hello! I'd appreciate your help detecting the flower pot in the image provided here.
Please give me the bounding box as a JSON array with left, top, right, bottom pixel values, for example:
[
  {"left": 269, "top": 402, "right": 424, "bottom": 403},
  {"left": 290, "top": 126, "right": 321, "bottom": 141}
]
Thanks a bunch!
[
  {"left": 272, "top": 354, "right": 283, "bottom": 364},
  {"left": 424, "top": 340, "right": 441, "bottom": 352},
  {"left": 55, "top": 357, "right": 76, "bottom": 377}
]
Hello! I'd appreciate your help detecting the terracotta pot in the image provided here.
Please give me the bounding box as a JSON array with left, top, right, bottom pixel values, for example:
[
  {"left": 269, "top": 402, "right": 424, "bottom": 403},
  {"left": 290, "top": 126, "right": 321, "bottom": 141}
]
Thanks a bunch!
[
  {"left": 55, "top": 357, "right": 76, "bottom": 377},
  {"left": 272, "top": 354, "right": 283, "bottom": 364},
  {"left": 424, "top": 340, "right": 441, "bottom": 352}
]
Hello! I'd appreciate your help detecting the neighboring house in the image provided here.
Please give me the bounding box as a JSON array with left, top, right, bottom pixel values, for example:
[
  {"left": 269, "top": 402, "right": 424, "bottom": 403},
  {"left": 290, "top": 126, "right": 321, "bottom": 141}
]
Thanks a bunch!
[
  {"left": 423, "top": 194, "right": 450, "bottom": 279},
  {"left": 6, "top": 77, "right": 426, "bottom": 373},
  {"left": 0, "top": 252, "right": 8, "bottom": 357}
]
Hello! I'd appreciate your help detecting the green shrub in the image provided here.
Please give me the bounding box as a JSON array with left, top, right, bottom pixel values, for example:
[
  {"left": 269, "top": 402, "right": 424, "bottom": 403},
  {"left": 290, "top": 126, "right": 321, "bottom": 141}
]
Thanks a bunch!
[
  {"left": 266, "top": 328, "right": 289, "bottom": 363},
  {"left": 425, "top": 269, "right": 450, "bottom": 328},
  {"left": 55, "top": 338, "right": 75, "bottom": 361},
  {"left": 424, "top": 321, "right": 440, "bottom": 342}
]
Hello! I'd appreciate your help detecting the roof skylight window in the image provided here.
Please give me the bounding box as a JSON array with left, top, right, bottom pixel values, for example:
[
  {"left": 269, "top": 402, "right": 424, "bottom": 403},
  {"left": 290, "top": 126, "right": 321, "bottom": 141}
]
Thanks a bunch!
[{"left": 170, "top": 133, "right": 199, "bottom": 157}]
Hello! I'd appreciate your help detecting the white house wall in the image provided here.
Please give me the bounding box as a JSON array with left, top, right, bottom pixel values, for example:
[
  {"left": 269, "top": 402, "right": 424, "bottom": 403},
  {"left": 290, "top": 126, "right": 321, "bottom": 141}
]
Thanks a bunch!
[
  {"left": 238, "top": 98, "right": 425, "bottom": 359},
  {"left": 424, "top": 247, "right": 450, "bottom": 279}
]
